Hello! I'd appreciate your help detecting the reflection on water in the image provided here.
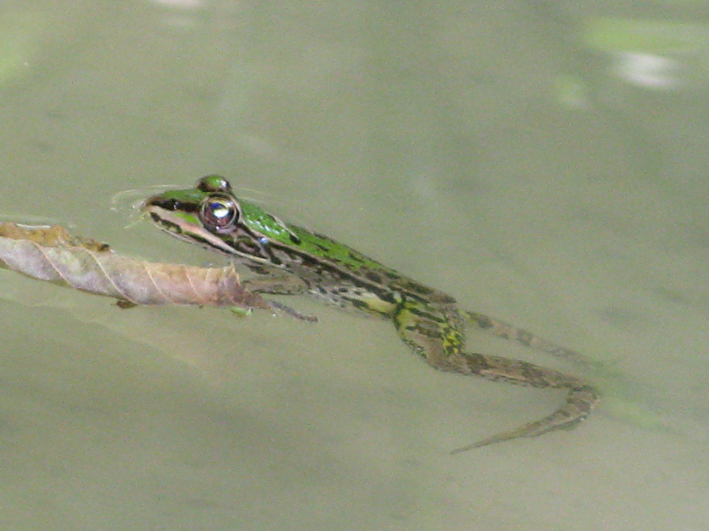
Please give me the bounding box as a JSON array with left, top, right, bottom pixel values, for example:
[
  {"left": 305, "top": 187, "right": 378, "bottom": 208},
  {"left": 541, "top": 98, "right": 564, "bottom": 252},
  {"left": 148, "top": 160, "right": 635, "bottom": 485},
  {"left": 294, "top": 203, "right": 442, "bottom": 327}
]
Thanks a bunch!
[{"left": 0, "top": 1, "right": 708, "bottom": 530}]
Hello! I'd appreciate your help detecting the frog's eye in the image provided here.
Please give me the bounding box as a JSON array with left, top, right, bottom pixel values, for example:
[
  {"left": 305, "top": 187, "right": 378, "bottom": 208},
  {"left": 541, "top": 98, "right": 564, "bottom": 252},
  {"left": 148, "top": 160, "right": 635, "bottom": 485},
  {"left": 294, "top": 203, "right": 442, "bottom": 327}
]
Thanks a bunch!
[
  {"left": 197, "top": 175, "right": 232, "bottom": 193},
  {"left": 200, "top": 195, "right": 240, "bottom": 232}
]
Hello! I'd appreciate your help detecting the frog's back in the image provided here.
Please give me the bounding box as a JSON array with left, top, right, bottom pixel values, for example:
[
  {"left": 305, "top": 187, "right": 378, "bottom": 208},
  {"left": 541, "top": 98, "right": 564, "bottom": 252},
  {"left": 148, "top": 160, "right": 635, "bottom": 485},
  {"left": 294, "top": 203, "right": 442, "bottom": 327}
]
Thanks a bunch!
[{"left": 280, "top": 223, "right": 456, "bottom": 308}]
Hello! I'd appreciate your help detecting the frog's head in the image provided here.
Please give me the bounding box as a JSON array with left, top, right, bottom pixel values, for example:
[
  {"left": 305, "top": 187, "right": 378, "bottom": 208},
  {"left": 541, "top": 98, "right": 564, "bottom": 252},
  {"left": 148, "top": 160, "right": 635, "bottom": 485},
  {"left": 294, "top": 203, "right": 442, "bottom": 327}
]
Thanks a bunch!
[{"left": 142, "top": 175, "right": 300, "bottom": 267}]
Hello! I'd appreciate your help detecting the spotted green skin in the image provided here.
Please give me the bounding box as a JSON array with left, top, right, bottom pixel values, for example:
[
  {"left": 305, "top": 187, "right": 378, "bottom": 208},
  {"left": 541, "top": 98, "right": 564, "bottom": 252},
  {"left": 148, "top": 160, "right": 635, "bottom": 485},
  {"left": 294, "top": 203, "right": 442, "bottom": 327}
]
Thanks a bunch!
[{"left": 143, "top": 175, "right": 599, "bottom": 450}]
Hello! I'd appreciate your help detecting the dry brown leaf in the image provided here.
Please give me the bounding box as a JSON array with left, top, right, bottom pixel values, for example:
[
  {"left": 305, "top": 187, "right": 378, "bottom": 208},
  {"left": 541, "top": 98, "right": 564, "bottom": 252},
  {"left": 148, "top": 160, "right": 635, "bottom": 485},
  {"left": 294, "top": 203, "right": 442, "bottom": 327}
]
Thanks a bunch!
[{"left": 0, "top": 222, "right": 271, "bottom": 311}]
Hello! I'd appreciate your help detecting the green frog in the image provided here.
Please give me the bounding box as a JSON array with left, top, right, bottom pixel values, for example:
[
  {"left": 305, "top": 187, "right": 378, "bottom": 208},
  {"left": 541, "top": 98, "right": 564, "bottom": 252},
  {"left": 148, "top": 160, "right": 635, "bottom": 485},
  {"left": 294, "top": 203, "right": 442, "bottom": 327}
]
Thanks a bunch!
[{"left": 142, "top": 175, "right": 599, "bottom": 450}]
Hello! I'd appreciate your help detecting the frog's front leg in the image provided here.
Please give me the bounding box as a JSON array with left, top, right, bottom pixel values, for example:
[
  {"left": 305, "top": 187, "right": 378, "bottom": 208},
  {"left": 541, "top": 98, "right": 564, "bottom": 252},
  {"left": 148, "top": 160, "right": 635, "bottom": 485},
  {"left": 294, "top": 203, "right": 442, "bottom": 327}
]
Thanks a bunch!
[
  {"left": 242, "top": 275, "right": 310, "bottom": 295},
  {"left": 392, "top": 300, "right": 599, "bottom": 450},
  {"left": 242, "top": 276, "right": 317, "bottom": 322}
]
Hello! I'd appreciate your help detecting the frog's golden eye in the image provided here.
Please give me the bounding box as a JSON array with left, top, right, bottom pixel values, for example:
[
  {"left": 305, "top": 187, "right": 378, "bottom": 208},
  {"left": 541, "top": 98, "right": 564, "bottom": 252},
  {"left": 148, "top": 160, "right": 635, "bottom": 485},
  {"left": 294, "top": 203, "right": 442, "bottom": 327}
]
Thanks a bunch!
[{"left": 199, "top": 195, "right": 240, "bottom": 233}]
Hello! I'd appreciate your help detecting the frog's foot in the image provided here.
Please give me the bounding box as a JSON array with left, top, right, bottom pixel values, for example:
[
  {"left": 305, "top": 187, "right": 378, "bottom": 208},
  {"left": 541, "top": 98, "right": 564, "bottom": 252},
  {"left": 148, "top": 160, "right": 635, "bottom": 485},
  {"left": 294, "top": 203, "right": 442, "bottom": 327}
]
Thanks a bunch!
[
  {"left": 448, "top": 352, "right": 599, "bottom": 452},
  {"left": 452, "top": 382, "right": 598, "bottom": 452}
]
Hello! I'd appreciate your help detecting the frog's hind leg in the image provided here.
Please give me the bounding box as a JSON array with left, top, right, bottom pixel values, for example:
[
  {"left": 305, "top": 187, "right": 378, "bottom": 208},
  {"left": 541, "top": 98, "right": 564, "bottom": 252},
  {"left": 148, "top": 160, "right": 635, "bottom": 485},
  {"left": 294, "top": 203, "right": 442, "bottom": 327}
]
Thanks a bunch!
[
  {"left": 465, "top": 310, "right": 596, "bottom": 368},
  {"left": 393, "top": 303, "right": 599, "bottom": 451},
  {"left": 448, "top": 352, "right": 599, "bottom": 451}
]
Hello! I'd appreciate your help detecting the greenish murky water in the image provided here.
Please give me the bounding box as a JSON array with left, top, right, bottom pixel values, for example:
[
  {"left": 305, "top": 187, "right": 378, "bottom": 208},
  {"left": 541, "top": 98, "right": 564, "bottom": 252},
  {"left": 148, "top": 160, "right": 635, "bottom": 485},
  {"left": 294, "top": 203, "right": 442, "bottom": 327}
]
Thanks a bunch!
[{"left": 0, "top": 1, "right": 708, "bottom": 529}]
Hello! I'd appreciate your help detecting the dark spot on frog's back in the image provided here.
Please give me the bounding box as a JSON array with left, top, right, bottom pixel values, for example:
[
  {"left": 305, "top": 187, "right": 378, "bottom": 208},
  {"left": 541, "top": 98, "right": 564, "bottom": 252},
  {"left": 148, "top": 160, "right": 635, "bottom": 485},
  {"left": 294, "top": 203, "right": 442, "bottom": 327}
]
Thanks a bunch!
[
  {"left": 313, "top": 242, "right": 330, "bottom": 253},
  {"left": 365, "top": 271, "right": 383, "bottom": 284},
  {"left": 433, "top": 292, "right": 457, "bottom": 304},
  {"left": 351, "top": 299, "right": 371, "bottom": 311},
  {"left": 347, "top": 251, "right": 365, "bottom": 264},
  {"left": 397, "top": 278, "right": 456, "bottom": 304}
]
